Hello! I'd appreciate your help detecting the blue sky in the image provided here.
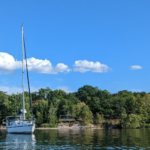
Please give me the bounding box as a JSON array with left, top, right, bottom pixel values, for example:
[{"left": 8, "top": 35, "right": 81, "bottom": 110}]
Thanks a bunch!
[{"left": 0, "top": 0, "right": 150, "bottom": 94}]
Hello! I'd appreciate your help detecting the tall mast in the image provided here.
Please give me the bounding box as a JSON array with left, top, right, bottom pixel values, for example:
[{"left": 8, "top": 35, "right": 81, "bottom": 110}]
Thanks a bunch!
[{"left": 22, "top": 25, "right": 25, "bottom": 120}]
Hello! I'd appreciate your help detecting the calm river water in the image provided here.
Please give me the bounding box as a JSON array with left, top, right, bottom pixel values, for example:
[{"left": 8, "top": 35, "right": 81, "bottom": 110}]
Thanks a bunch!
[{"left": 0, "top": 129, "right": 150, "bottom": 149}]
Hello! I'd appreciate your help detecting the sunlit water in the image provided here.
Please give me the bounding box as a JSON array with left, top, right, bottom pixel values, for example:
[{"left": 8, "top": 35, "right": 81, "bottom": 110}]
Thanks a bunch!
[{"left": 0, "top": 129, "right": 150, "bottom": 149}]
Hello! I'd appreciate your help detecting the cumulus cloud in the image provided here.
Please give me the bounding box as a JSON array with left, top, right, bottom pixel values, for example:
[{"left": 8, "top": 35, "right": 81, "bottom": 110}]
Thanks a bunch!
[
  {"left": 73, "top": 60, "right": 110, "bottom": 73},
  {"left": 55, "top": 63, "right": 71, "bottom": 73},
  {"left": 130, "top": 65, "right": 142, "bottom": 70},
  {"left": 27, "top": 57, "right": 71, "bottom": 74},
  {"left": 0, "top": 52, "right": 71, "bottom": 75},
  {"left": 0, "top": 52, "right": 21, "bottom": 75}
]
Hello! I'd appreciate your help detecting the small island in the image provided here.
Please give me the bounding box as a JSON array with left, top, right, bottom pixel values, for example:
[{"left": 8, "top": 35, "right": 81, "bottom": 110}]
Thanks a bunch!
[{"left": 0, "top": 85, "right": 150, "bottom": 130}]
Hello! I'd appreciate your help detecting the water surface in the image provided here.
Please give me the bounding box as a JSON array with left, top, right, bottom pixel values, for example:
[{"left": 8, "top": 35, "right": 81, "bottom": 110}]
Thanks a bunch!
[{"left": 0, "top": 129, "right": 150, "bottom": 149}]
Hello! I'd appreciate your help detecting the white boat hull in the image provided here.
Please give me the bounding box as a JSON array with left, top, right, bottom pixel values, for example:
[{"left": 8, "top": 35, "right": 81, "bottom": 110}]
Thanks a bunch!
[{"left": 7, "top": 124, "right": 35, "bottom": 134}]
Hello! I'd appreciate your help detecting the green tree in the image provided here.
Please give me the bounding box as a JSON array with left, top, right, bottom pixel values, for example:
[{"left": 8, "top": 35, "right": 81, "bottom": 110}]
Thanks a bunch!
[
  {"left": 121, "top": 113, "right": 141, "bottom": 129},
  {"left": 48, "top": 103, "right": 57, "bottom": 125},
  {"left": 81, "top": 105, "right": 93, "bottom": 125},
  {"left": 96, "top": 113, "right": 105, "bottom": 125},
  {"left": 72, "top": 102, "right": 93, "bottom": 125},
  {"left": 35, "top": 100, "right": 49, "bottom": 126}
]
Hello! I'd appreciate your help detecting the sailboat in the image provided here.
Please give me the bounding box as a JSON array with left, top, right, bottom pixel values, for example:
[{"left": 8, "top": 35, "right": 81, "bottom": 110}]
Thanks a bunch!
[{"left": 6, "top": 25, "right": 35, "bottom": 134}]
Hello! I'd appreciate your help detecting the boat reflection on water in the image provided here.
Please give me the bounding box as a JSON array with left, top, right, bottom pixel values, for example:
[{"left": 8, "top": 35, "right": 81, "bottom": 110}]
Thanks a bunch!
[{"left": 6, "top": 134, "right": 36, "bottom": 149}]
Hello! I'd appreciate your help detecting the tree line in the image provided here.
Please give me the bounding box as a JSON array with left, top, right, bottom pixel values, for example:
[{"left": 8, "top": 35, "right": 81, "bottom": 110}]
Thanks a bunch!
[{"left": 0, "top": 85, "right": 150, "bottom": 128}]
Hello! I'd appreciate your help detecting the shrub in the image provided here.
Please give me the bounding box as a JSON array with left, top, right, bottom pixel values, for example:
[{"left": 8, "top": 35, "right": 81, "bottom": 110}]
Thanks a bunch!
[
  {"left": 49, "top": 124, "right": 57, "bottom": 128},
  {"left": 140, "top": 123, "right": 144, "bottom": 128},
  {"left": 95, "top": 121, "right": 99, "bottom": 125},
  {"left": 140, "top": 123, "right": 150, "bottom": 128},
  {"left": 40, "top": 123, "right": 56, "bottom": 128},
  {"left": 96, "top": 113, "right": 105, "bottom": 124}
]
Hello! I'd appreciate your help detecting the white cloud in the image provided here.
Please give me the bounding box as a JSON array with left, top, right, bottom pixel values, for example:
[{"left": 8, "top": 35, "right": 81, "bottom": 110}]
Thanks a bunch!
[
  {"left": 0, "top": 52, "right": 21, "bottom": 75},
  {"left": 0, "top": 52, "right": 71, "bottom": 75},
  {"left": 55, "top": 63, "right": 71, "bottom": 73},
  {"left": 73, "top": 60, "right": 110, "bottom": 73},
  {"left": 130, "top": 65, "right": 142, "bottom": 70},
  {"left": 27, "top": 57, "right": 71, "bottom": 74}
]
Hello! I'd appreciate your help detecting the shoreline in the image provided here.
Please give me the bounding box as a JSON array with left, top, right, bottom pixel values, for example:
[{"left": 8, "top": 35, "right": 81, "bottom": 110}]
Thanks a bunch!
[
  {"left": 0, "top": 126, "right": 107, "bottom": 130},
  {"left": 0, "top": 128, "right": 108, "bottom": 130},
  {"left": 0, "top": 123, "right": 118, "bottom": 130}
]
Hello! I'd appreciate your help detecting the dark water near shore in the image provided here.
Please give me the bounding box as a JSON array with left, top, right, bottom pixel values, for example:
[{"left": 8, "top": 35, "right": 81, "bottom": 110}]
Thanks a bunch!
[{"left": 0, "top": 129, "right": 150, "bottom": 149}]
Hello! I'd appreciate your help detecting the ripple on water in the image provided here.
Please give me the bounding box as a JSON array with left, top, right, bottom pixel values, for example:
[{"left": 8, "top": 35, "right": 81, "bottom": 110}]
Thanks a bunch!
[
  {"left": 129, "top": 147, "right": 137, "bottom": 149},
  {"left": 105, "top": 146, "right": 116, "bottom": 149},
  {"left": 114, "top": 146, "right": 122, "bottom": 149},
  {"left": 1, "top": 129, "right": 150, "bottom": 149}
]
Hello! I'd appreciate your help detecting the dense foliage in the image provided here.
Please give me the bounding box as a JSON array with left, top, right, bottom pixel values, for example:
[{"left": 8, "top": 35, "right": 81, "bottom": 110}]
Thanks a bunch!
[{"left": 0, "top": 85, "right": 150, "bottom": 128}]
